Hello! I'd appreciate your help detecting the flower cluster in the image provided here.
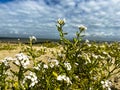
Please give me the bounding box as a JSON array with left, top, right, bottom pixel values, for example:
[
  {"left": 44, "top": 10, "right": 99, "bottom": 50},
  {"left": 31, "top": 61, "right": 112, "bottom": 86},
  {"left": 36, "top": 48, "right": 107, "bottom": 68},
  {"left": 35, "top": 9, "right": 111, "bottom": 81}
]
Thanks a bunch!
[
  {"left": 57, "top": 74, "right": 72, "bottom": 85},
  {"left": 48, "top": 59, "right": 59, "bottom": 68},
  {"left": 14, "top": 53, "right": 30, "bottom": 68},
  {"left": 2, "top": 57, "right": 13, "bottom": 67},
  {"left": 101, "top": 80, "right": 112, "bottom": 90},
  {"left": 33, "top": 62, "right": 48, "bottom": 70},
  {"left": 64, "top": 62, "right": 72, "bottom": 71},
  {"left": 23, "top": 71, "right": 38, "bottom": 87}
]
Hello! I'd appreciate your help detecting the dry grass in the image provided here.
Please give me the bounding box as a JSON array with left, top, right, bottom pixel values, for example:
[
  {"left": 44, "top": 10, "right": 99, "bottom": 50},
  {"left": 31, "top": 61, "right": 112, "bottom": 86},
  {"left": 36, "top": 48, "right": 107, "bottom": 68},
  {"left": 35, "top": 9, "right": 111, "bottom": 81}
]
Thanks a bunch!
[{"left": 0, "top": 43, "right": 18, "bottom": 58}]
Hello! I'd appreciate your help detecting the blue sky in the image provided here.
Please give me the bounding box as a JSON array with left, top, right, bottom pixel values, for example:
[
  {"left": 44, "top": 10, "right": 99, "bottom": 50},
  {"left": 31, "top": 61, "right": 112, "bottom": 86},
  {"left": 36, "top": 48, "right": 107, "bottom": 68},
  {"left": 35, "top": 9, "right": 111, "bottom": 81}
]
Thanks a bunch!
[
  {"left": 0, "top": 0, "right": 120, "bottom": 41},
  {"left": 0, "top": 0, "right": 14, "bottom": 3}
]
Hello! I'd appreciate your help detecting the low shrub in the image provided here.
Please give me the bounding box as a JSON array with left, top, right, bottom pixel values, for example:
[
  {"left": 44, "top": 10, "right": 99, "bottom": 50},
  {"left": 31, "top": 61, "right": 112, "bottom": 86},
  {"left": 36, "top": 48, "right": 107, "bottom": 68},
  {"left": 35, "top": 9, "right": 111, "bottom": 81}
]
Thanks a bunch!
[{"left": 0, "top": 19, "right": 120, "bottom": 90}]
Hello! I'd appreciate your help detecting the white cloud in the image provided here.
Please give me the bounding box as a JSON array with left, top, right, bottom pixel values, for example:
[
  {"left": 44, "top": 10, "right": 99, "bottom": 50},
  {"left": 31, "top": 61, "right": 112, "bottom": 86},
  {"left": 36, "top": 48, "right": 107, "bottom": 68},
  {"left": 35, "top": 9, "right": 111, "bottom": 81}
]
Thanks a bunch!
[{"left": 0, "top": 0, "right": 120, "bottom": 40}]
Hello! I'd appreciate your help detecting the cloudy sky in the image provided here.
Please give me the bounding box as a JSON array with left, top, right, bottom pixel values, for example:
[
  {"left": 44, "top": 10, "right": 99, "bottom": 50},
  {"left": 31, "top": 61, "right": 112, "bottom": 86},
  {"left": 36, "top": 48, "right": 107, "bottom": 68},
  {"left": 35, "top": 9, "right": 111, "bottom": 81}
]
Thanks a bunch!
[{"left": 0, "top": 0, "right": 120, "bottom": 41}]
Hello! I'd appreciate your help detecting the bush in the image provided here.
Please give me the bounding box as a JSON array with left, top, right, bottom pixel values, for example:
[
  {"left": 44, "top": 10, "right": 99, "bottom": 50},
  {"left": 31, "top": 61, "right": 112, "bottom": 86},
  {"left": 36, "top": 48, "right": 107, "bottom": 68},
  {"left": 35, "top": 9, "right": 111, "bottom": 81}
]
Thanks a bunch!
[{"left": 0, "top": 19, "right": 120, "bottom": 90}]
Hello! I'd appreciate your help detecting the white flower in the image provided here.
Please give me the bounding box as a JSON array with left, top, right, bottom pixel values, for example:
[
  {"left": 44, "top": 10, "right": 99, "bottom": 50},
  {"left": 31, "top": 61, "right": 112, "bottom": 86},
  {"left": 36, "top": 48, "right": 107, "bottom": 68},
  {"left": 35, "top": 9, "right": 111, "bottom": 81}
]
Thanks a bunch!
[
  {"left": 65, "top": 77, "right": 72, "bottom": 84},
  {"left": 78, "top": 25, "right": 87, "bottom": 32},
  {"left": 14, "top": 53, "right": 30, "bottom": 68},
  {"left": 85, "top": 39, "right": 89, "bottom": 43},
  {"left": 64, "top": 62, "right": 72, "bottom": 70},
  {"left": 57, "top": 75, "right": 64, "bottom": 81},
  {"left": 33, "top": 63, "right": 48, "bottom": 70},
  {"left": 48, "top": 59, "right": 59, "bottom": 68},
  {"left": 101, "top": 80, "right": 112, "bottom": 90},
  {"left": 29, "top": 36, "right": 37, "bottom": 41},
  {"left": 2, "top": 57, "right": 13, "bottom": 67},
  {"left": 23, "top": 72, "right": 38, "bottom": 87},
  {"left": 43, "top": 64, "right": 48, "bottom": 69},
  {"left": 57, "top": 74, "right": 72, "bottom": 85},
  {"left": 33, "top": 63, "right": 41, "bottom": 70}
]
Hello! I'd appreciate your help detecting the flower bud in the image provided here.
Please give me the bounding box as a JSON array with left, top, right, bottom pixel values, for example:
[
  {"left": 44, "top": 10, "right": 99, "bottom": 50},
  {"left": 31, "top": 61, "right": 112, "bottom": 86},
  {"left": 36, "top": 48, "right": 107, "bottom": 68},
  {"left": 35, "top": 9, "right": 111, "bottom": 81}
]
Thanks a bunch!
[
  {"left": 78, "top": 25, "right": 87, "bottom": 32},
  {"left": 57, "top": 18, "right": 66, "bottom": 26},
  {"left": 52, "top": 71, "right": 58, "bottom": 77},
  {"left": 29, "top": 36, "right": 37, "bottom": 41}
]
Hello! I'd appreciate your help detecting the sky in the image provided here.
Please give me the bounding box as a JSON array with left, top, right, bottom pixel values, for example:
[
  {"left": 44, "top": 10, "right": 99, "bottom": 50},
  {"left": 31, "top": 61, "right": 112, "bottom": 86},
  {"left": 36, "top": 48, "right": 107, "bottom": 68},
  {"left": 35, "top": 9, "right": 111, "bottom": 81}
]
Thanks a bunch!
[
  {"left": 0, "top": 0, "right": 14, "bottom": 3},
  {"left": 0, "top": 0, "right": 120, "bottom": 41}
]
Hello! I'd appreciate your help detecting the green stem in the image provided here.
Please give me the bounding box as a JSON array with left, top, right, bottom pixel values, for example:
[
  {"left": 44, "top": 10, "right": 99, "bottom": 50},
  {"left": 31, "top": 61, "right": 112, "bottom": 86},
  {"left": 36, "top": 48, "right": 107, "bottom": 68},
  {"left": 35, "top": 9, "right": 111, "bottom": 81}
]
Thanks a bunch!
[{"left": 18, "top": 66, "right": 24, "bottom": 90}]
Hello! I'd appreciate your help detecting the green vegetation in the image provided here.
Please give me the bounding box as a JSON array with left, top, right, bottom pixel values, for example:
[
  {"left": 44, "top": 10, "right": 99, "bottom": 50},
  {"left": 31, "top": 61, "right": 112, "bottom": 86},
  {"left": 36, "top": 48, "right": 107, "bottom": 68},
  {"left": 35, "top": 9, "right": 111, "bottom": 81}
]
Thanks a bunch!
[
  {"left": 0, "top": 19, "right": 120, "bottom": 90},
  {"left": 0, "top": 43, "right": 17, "bottom": 50}
]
